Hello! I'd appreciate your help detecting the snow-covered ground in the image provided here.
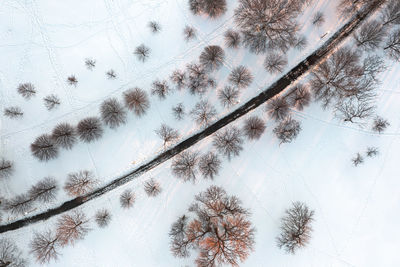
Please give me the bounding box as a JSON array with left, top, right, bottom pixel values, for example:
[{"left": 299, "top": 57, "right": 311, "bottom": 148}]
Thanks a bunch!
[{"left": 1, "top": 0, "right": 399, "bottom": 266}]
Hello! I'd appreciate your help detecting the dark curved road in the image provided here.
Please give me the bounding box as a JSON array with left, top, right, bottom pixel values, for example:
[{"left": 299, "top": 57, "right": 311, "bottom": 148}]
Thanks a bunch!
[{"left": 0, "top": 1, "right": 385, "bottom": 234}]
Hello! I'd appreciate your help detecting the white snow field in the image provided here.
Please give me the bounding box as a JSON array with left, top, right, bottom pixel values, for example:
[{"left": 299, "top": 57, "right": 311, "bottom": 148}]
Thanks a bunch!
[{"left": 1, "top": 0, "right": 399, "bottom": 266}]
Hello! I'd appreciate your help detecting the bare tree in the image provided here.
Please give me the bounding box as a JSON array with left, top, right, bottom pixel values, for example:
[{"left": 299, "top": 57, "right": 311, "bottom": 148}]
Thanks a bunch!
[
  {"left": 183, "top": 25, "right": 197, "bottom": 41},
  {"left": 264, "top": 52, "right": 288, "bottom": 74},
  {"left": 29, "top": 177, "right": 58, "bottom": 203},
  {"left": 366, "top": 147, "right": 379, "bottom": 157},
  {"left": 106, "top": 69, "right": 117, "bottom": 79},
  {"left": 51, "top": 122, "right": 77, "bottom": 150},
  {"left": 64, "top": 170, "right": 97, "bottom": 197},
  {"left": 334, "top": 95, "right": 375, "bottom": 124},
  {"left": 186, "top": 63, "right": 212, "bottom": 95},
  {"left": 224, "top": 29, "right": 241, "bottom": 49},
  {"left": 56, "top": 210, "right": 90, "bottom": 247},
  {"left": 169, "top": 186, "right": 255, "bottom": 266},
  {"left": 243, "top": 116, "right": 266, "bottom": 140},
  {"left": 144, "top": 178, "right": 162, "bottom": 197},
  {"left": 17, "top": 83, "right": 36, "bottom": 99},
  {"left": 134, "top": 44, "right": 151, "bottom": 62},
  {"left": 67, "top": 75, "right": 78, "bottom": 86},
  {"left": 234, "top": 0, "right": 309, "bottom": 54},
  {"left": 199, "top": 45, "right": 225, "bottom": 72},
  {"left": 337, "top": 0, "right": 371, "bottom": 17},
  {"left": 352, "top": 153, "right": 364, "bottom": 166},
  {"left": 273, "top": 117, "right": 301, "bottom": 144},
  {"left": 294, "top": 35, "right": 308, "bottom": 51},
  {"left": 0, "top": 238, "right": 27, "bottom": 267},
  {"left": 100, "top": 98, "right": 127, "bottom": 129},
  {"left": 266, "top": 96, "right": 290, "bottom": 121},
  {"left": 43, "top": 94, "right": 61, "bottom": 111},
  {"left": 172, "top": 103, "right": 185, "bottom": 120},
  {"left": 2, "top": 193, "right": 33, "bottom": 215},
  {"left": 120, "top": 189, "right": 135, "bottom": 209},
  {"left": 0, "top": 158, "right": 14, "bottom": 179},
  {"left": 354, "top": 20, "right": 385, "bottom": 51},
  {"left": 372, "top": 116, "right": 390, "bottom": 133},
  {"left": 384, "top": 28, "right": 400, "bottom": 61},
  {"left": 190, "top": 100, "right": 217, "bottom": 126},
  {"left": 148, "top": 21, "right": 161, "bottom": 33},
  {"left": 151, "top": 80, "right": 171, "bottom": 100},
  {"left": 287, "top": 84, "right": 311, "bottom": 111},
  {"left": 155, "top": 124, "right": 180, "bottom": 147},
  {"left": 85, "top": 58, "right": 96, "bottom": 70},
  {"left": 218, "top": 86, "right": 240, "bottom": 108},
  {"left": 189, "top": 0, "right": 227, "bottom": 18},
  {"left": 277, "top": 202, "right": 314, "bottom": 254},
  {"left": 381, "top": 0, "right": 400, "bottom": 27},
  {"left": 171, "top": 151, "right": 199, "bottom": 182},
  {"left": 31, "top": 134, "right": 59, "bottom": 161},
  {"left": 170, "top": 70, "right": 186, "bottom": 90},
  {"left": 198, "top": 151, "right": 221, "bottom": 179},
  {"left": 30, "top": 230, "right": 59, "bottom": 264},
  {"left": 229, "top": 65, "right": 253, "bottom": 89},
  {"left": 77, "top": 117, "right": 103, "bottom": 143},
  {"left": 4, "top": 106, "right": 23, "bottom": 119},
  {"left": 213, "top": 126, "right": 243, "bottom": 160},
  {"left": 123, "top": 87, "right": 150, "bottom": 116},
  {"left": 312, "top": 11, "right": 325, "bottom": 27},
  {"left": 95, "top": 209, "right": 111, "bottom": 228}
]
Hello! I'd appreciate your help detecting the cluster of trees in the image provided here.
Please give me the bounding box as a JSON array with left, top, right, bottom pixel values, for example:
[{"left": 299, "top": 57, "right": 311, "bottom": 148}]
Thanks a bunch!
[
  {"left": 189, "top": 0, "right": 227, "bottom": 18},
  {"left": 0, "top": 238, "right": 27, "bottom": 267},
  {"left": 352, "top": 146, "right": 379, "bottom": 167}
]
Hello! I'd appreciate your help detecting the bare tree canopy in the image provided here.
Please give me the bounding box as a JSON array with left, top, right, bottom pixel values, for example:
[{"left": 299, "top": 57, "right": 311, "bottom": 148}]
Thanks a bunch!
[
  {"left": 277, "top": 202, "right": 314, "bottom": 254},
  {"left": 31, "top": 134, "right": 59, "bottom": 161},
  {"left": 352, "top": 152, "right": 364, "bottom": 166},
  {"left": 243, "top": 116, "right": 266, "bottom": 140},
  {"left": 151, "top": 80, "right": 171, "bottom": 100},
  {"left": 17, "top": 83, "right": 36, "bottom": 99},
  {"left": 190, "top": 100, "right": 217, "bottom": 126},
  {"left": 287, "top": 84, "right": 311, "bottom": 111},
  {"left": 213, "top": 126, "right": 244, "bottom": 160},
  {"left": 85, "top": 58, "right": 96, "bottom": 70},
  {"left": 354, "top": 19, "right": 385, "bottom": 51},
  {"left": 148, "top": 21, "right": 161, "bottom": 33},
  {"left": 266, "top": 96, "right": 290, "bottom": 121},
  {"left": 171, "top": 151, "right": 199, "bottom": 182},
  {"left": 186, "top": 63, "right": 214, "bottom": 95},
  {"left": 170, "top": 185, "right": 255, "bottom": 266},
  {"left": 100, "top": 98, "right": 127, "bottom": 129},
  {"left": 0, "top": 238, "right": 27, "bottom": 267},
  {"left": 337, "top": 0, "right": 371, "bottom": 17},
  {"left": 372, "top": 116, "right": 390, "bottom": 133},
  {"left": 134, "top": 44, "right": 151, "bottom": 62},
  {"left": 51, "top": 123, "right": 77, "bottom": 150},
  {"left": 64, "top": 170, "right": 97, "bottom": 197},
  {"left": 273, "top": 117, "right": 301, "bottom": 144},
  {"left": 30, "top": 230, "right": 59, "bottom": 264},
  {"left": 235, "top": 0, "right": 309, "bottom": 54},
  {"left": 381, "top": 0, "right": 400, "bottom": 26},
  {"left": 123, "top": 87, "right": 150, "bottom": 116},
  {"left": 67, "top": 75, "right": 78, "bottom": 86},
  {"left": 189, "top": 0, "right": 227, "bottom": 18},
  {"left": 155, "top": 124, "right": 180, "bottom": 147},
  {"left": 3, "top": 193, "right": 33, "bottom": 215},
  {"left": 29, "top": 177, "right": 58, "bottom": 203},
  {"left": 264, "top": 52, "right": 288, "bottom": 74},
  {"left": 199, "top": 45, "right": 225, "bottom": 71},
  {"left": 4, "top": 106, "right": 23, "bottom": 119},
  {"left": 0, "top": 158, "right": 14, "bottom": 179},
  {"left": 224, "top": 29, "right": 241, "bottom": 49},
  {"left": 184, "top": 25, "right": 197, "bottom": 41},
  {"left": 384, "top": 28, "right": 400, "bottom": 61},
  {"left": 228, "top": 65, "right": 253, "bottom": 89},
  {"left": 144, "top": 178, "right": 162, "bottom": 197},
  {"left": 43, "top": 94, "right": 61, "bottom": 111},
  {"left": 218, "top": 86, "right": 240, "bottom": 108},
  {"left": 56, "top": 210, "right": 90, "bottom": 247},
  {"left": 198, "top": 151, "right": 221, "bottom": 180},
  {"left": 120, "top": 189, "right": 135, "bottom": 209},
  {"left": 77, "top": 117, "right": 103, "bottom": 143},
  {"left": 172, "top": 103, "right": 185, "bottom": 120},
  {"left": 106, "top": 69, "right": 117, "bottom": 79},
  {"left": 170, "top": 70, "right": 186, "bottom": 90},
  {"left": 312, "top": 11, "right": 325, "bottom": 27},
  {"left": 95, "top": 209, "right": 112, "bottom": 228}
]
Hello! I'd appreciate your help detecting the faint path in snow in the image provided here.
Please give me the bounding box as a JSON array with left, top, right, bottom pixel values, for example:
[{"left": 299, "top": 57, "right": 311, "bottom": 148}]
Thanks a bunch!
[{"left": 0, "top": 0, "right": 385, "bottom": 234}]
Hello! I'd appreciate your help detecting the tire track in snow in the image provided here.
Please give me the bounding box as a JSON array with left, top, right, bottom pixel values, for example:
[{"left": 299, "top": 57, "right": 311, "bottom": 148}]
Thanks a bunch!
[{"left": 0, "top": 1, "right": 385, "bottom": 234}]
